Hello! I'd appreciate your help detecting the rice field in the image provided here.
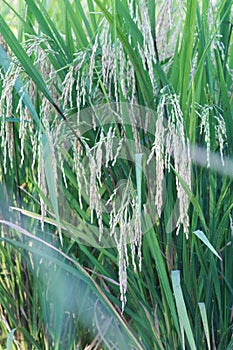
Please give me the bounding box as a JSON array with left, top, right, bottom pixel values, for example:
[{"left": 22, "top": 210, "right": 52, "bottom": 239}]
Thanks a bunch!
[{"left": 0, "top": 0, "right": 232, "bottom": 349}]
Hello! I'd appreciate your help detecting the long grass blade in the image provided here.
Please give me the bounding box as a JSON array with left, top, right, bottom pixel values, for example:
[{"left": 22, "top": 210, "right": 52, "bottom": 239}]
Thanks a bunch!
[
  {"left": 193, "top": 230, "right": 222, "bottom": 260},
  {"left": 6, "top": 328, "right": 16, "bottom": 350},
  {"left": 0, "top": 14, "right": 52, "bottom": 103},
  {"left": 171, "top": 270, "right": 197, "bottom": 350},
  {"left": 198, "top": 302, "right": 211, "bottom": 350}
]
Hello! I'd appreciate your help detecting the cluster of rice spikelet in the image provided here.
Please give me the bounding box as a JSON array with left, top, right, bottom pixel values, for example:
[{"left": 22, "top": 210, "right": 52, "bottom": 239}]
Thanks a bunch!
[
  {"left": 197, "top": 104, "right": 227, "bottom": 168},
  {"left": 148, "top": 91, "right": 192, "bottom": 238},
  {"left": 107, "top": 179, "right": 142, "bottom": 312}
]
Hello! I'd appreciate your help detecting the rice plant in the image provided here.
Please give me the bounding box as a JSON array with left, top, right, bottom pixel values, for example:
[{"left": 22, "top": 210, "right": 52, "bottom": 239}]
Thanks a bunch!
[{"left": 0, "top": 0, "right": 232, "bottom": 349}]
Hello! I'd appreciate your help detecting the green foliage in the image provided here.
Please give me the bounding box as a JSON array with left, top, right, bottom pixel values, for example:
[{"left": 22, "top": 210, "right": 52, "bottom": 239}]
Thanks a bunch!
[{"left": 0, "top": 0, "right": 232, "bottom": 349}]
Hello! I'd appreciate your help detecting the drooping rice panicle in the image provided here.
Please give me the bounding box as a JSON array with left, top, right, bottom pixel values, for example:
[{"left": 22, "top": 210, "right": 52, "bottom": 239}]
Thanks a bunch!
[
  {"left": 37, "top": 138, "right": 47, "bottom": 230},
  {"left": 0, "top": 62, "right": 21, "bottom": 172}
]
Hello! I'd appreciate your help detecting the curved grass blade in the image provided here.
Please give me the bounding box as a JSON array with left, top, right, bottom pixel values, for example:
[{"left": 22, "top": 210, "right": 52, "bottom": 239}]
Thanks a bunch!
[
  {"left": 145, "top": 220, "right": 181, "bottom": 339},
  {"left": 215, "top": 48, "right": 233, "bottom": 155},
  {"left": 6, "top": 328, "right": 16, "bottom": 350},
  {"left": 0, "top": 14, "right": 52, "bottom": 104},
  {"left": 62, "top": 0, "right": 89, "bottom": 47},
  {"left": 74, "top": 0, "right": 94, "bottom": 41},
  {"left": 177, "top": 0, "right": 196, "bottom": 111},
  {"left": 193, "top": 230, "right": 222, "bottom": 260},
  {"left": 198, "top": 302, "right": 211, "bottom": 350},
  {"left": 7, "top": 327, "right": 40, "bottom": 349},
  {"left": 171, "top": 270, "right": 197, "bottom": 350}
]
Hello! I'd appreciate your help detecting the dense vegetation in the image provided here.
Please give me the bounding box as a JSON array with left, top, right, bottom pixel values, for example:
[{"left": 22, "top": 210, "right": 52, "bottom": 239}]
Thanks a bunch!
[{"left": 0, "top": 0, "right": 232, "bottom": 349}]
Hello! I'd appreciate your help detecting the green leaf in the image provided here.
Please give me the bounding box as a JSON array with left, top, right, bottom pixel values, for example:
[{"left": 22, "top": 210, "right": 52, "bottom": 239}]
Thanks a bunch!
[
  {"left": 0, "top": 14, "right": 52, "bottom": 103},
  {"left": 145, "top": 221, "right": 181, "bottom": 339},
  {"left": 74, "top": 0, "right": 93, "bottom": 41},
  {"left": 6, "top": 328, "right": 16, "bottom": 350},
  {"left": 177, "top": 0, "right": 196, "bottom": 111},
  {"left": 171, "top": 164, "right": 207, "bottom": 231},
  {"left": 171, "top": 270, "right": 197, "bottom": 350},
  {"left": 198, "top": 302, "right": 211, "bottom": 350},
  {"left": 215, "top": 48, "right": 233, "bottom": 156},
  {"left": 193, "top": 230, "right": 222, "bottom": 260},
  {"left": 62, "top": 0, "right": 89, "bottom": 47}
]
